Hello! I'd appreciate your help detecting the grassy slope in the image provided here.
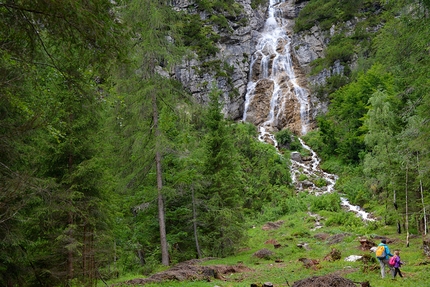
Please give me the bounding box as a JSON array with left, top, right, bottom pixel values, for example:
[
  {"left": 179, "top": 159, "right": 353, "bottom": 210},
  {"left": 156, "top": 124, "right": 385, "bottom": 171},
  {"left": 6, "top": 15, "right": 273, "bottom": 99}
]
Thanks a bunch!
[{"left": 108, "top": 210, "right": 430, "bottom": 287}]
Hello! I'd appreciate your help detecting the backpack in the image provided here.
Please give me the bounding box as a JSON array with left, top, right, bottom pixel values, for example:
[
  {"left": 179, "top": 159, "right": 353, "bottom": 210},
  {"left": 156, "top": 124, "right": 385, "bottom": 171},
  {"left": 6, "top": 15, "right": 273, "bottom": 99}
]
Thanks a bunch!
[
  {"left": 375, "top": 245, "right": 386, "bottom": 259},
  {"left": 389, "top": 256, "right": 396, "bottom": 266}
]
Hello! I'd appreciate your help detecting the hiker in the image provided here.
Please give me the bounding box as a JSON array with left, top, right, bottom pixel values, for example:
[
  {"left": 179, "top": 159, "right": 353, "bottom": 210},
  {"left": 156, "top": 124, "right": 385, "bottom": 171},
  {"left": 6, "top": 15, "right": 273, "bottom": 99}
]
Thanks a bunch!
[
  {"left": 376, "top": 239, "right": 393, "bottom": 278},
  {"left": 390, "top": 250, "right": 404, "bottom": 279}
]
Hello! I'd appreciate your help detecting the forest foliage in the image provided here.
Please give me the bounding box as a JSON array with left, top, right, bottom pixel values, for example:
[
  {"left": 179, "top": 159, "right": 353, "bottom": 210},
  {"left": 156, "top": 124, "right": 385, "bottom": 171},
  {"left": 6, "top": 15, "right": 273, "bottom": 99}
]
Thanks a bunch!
[
  {"left": 0, "top": 0, "right": 429, "bottom": 286},
  {"left": 302, "top": 0, "right": 430, "bottom": 235}
]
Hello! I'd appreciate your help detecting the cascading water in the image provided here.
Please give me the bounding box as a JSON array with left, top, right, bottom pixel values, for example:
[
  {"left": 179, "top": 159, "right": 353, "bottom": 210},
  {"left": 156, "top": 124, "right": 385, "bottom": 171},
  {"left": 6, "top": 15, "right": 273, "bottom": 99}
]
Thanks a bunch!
[
  {"left": 243, "top": 0, "right": 310, "bottom": 137},
  {"left": 243, "top": 0, "right": 374, "bottom": 222}
]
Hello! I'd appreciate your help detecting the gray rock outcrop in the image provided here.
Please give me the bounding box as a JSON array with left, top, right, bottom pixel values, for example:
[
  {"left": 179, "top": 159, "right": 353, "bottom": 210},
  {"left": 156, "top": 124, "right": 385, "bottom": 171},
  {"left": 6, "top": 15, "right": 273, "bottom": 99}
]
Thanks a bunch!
[{"left": 171, "top": 0, "right": 267, "bottom": 120}]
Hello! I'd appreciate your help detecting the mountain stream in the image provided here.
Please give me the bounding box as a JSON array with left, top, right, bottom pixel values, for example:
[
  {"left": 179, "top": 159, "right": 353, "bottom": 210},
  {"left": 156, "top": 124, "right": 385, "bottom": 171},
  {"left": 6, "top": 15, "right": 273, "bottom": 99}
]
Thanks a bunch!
[{"left": 242, "top": 0, "right": 374, "bottom": 222}]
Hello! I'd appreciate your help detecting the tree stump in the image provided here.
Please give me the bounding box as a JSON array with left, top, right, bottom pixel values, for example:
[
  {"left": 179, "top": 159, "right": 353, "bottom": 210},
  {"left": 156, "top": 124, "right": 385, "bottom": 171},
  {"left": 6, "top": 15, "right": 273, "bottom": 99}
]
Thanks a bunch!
[
  {"left": 424, "top": 236, "right": 430, "bottom": 257},
  {"left": 359, "top": 237, "right": 375, "bottom": 251},
  {"left": 298, "top": 258, "right": 320, "bottom": 270},
  {"left": 323, "top": 248, "right": 341, "bottom": 261}
]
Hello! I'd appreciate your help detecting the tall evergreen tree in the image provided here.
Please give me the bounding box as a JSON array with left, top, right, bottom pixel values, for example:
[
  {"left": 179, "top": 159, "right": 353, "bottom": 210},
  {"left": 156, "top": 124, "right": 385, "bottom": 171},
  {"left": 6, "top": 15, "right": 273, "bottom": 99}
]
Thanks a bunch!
[
  {"left": 110, "top": 0, "right": 190, "bottom": 268},
  {"left": 198, "top": 88, "right": 246, "bottom": 257},
  {"left": 363, "top": 89, "right": 402, "bottom": 227},
  {"left": 0, "top": 0, "right": 123, "bottom": 285}
]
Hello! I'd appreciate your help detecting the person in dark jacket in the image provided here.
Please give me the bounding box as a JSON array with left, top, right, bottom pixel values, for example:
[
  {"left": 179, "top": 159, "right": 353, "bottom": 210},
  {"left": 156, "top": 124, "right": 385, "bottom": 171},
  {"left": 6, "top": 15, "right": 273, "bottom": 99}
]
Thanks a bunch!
[{"left": 377, "top": 239, "right": 394, "bottom": 278}]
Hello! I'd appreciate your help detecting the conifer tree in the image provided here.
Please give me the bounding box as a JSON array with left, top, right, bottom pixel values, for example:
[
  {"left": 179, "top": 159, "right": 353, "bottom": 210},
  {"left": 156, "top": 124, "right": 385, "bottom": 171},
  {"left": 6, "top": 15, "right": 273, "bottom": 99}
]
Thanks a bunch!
[
  {"left": 198, "top": 88, "right": 246, "bottom": 257},
  {"left": 0, "top": 0, "right": 123, "bottom": 285},
  {"left": 111, "top": 0, "right": 189, "bottom": 267}
]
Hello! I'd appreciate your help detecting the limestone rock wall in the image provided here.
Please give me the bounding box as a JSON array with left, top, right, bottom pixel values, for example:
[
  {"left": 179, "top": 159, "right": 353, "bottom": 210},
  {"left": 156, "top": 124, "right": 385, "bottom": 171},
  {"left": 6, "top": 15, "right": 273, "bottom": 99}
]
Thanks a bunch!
[
  {"left": 171, "top": 0, "right": 267, "bottom": 120},
  {"left": 169, "top": 0, "right": 356, "bottom": 132}
]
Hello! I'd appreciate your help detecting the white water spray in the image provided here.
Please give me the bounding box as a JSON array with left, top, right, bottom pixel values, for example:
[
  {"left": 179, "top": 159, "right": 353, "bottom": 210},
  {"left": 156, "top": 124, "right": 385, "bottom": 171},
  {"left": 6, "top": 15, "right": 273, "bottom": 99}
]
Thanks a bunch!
[{"left": 243, "top": 0, "right": 310, "bottom": 136}]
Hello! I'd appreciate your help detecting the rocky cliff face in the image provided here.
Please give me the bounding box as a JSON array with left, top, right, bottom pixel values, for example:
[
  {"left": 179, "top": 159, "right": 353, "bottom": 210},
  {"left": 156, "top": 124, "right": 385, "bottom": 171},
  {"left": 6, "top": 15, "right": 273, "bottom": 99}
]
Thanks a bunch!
[
  {"left": 170, "top": 0, "right": 346, "bottom": 134},
  {"left": 171, "top": 0, "right": 267, "bottom": 120}
]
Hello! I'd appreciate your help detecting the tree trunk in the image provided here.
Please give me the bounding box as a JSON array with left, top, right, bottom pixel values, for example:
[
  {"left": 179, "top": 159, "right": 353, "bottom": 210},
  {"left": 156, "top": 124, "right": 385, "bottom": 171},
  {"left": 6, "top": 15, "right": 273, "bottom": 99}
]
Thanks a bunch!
[
  {"left": 394, "top": 189, "right": 401, "bottom": 234},
  {"left": 385, "top": 187, "right": 389, "bottom": 226},
  {"left": 405, "top": 165, "right": 410, "bottom": 247},
  {"left": 417, "top": 154, "right": 427, "bottom": 235},
  {"left": 191, "top": 187, "right": 202, "bottom": 258},
  {"left": 67, "top": 115, "right": 75, "bottom": 281},
  {"left": 424, "top": 236, "right": 430, "bottom": 257},
  {"left": 421, "top": 179, "right": 427, "bottom": 235},
  {"left": 137, "top": 249, "right": 146, "bottom": 266},
  {"left": 83, "top": 224, "right": 87, "bottom": 283},
  {"left": 152, "top": 91, "right": 169, "bottom": 266},
  {"left": 67, "top": 212, "right": 74, "bottom": 280}
]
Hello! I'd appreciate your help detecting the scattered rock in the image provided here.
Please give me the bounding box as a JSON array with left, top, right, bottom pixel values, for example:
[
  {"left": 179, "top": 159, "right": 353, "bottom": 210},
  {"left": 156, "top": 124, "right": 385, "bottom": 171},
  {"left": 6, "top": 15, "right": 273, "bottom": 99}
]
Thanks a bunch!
[
  {"left": 308, "top": 211, "right": 324, "bottom": 230},
  {"left": 290, "top": 152, "right": 302, "bottom": 162},
  {"left": 344, "top": 255, "right": 362, "bottom": 262},
  {"left": 264, "top": 239, "right": 282, "bottom": 249},
  {"left": 314, "top": 233, "right": 330, "bottom": 241},
  {"left": 297, "top": 242, "right": 311, "bottom": 250},
  {"left": 326, "top": 233, "right": 350, "bottom": 245},
  {"left": 301, "top": 180, "right": 314, "bottom": 188},
  {"left": 262, "top": 220, "right": 284, "bottom": 230},
  {"left": 292, "top": 274, "right": 357, "bottom": 287},
  {"left": 359, "top": 237, "right": 375, "bottom": 251},
  {"left": 264, "top": 239, "right": 278, "bottom": 245},
  {"left": 323, "top": 248, "right": 341, "bottom": 261},
  {"left": 298, "top": 258, "right": 320, "bottom": 270},
  {"left": 253, "top": 248, "right": 274, "bottom": 259}
]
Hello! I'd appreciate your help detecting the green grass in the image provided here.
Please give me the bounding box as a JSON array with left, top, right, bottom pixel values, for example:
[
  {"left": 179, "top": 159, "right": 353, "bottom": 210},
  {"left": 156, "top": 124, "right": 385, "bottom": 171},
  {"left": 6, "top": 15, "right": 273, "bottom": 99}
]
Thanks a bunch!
[{"left": 102, "top": 211, "right": 430, "bottom": 287}]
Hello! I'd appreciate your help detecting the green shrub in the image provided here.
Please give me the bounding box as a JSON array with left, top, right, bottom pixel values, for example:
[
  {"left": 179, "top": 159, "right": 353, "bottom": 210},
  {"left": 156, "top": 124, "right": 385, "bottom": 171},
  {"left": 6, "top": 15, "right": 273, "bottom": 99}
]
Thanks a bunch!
[
  {"left": 210, "top": 15, "right": 231, "bottom": 32},
  {"left": 325, "top": 211, "right": 363, "bottom": 228},
  {"left": 294, "top": 0, "right": 365, "bottom": 33},
  {"left": 251, "top": 0, "right": 266, "bottom": 9},
  {"left": 313, "top": 177, "right": 328, "bottom": 187},
  {"left": 275, "top": 129, "right": 293, "bottom": 146},
  {"left": 309, "top": 58, "right": 326, "bottom": 76},
  {"left": 310, "top": 193, "right": 341, "bottom": 212},
  {"left": 326, "top": 39, "right": 355, "bottom": 65},
  {"left": 278, "top": 194, "right": 309, "bottom": 215},
  {"left": 298, "top": 174, "right": 308, "bottom": 181}
]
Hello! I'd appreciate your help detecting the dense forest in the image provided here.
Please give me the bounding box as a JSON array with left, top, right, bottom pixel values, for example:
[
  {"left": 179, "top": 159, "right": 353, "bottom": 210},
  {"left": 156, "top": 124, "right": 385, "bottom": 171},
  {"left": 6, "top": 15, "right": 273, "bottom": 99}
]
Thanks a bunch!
[{"left": 0, "top": 0, "right": 429, "bottom": 286}]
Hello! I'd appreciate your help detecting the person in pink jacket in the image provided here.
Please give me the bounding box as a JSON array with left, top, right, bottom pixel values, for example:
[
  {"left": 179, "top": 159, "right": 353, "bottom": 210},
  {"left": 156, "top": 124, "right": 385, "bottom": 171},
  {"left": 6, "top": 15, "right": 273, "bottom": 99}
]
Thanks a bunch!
[{"left": 390, "top": 250, "right": 404, "bottom": 279}]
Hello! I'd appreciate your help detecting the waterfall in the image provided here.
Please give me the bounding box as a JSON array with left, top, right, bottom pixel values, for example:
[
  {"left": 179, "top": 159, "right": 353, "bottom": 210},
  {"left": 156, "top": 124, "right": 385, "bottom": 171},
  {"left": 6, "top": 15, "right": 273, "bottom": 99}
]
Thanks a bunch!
[
  {"left": 243, "top": 0, "right": 310, "bottom": 136},
  {"left": 243, "top": 0, "right": 374, "bottom": 222}
]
